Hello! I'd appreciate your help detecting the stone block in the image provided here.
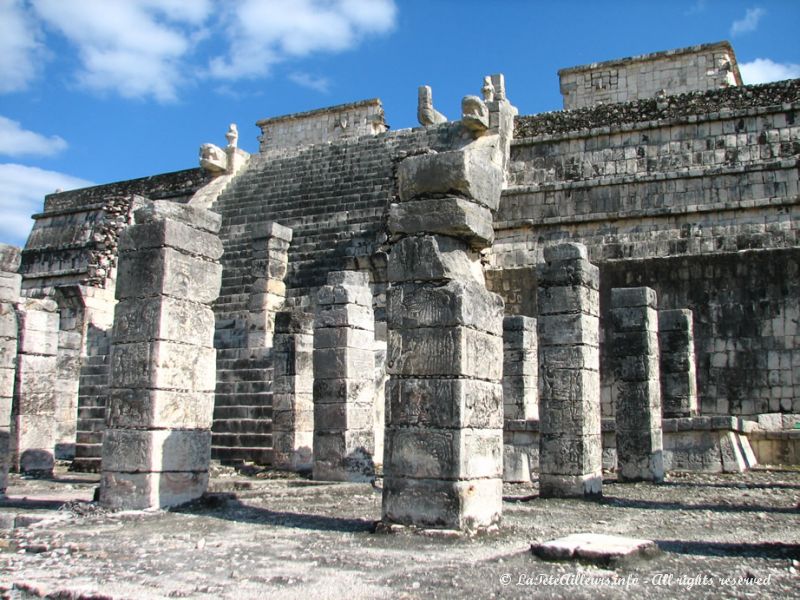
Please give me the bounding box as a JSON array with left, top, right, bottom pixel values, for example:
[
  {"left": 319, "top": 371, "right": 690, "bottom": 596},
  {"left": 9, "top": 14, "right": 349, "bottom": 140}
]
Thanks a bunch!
[
  {"left": 312, "top": 429, "right": 375, "bottom": 482},
  {"left": 396, "top": 150, "right": 503, "bottom": 210},
  {"left": 540, "top": 366, "right": 600, "bottom": 402},
  {"left": 382, "top": 476, "right": 502, "bottom": 531},
  {"left": 99, "top": 470, "right": 209, "bottom": 510},
  {"left": 539, "top": 345, "right": 599, "bottom": 370},
  {"left": 387, "top": 235, "right": 483, "bottom": 284},
  {"left": 119, "top": 219, "right": 223, "bottom": 259},
  {"left": 102, "top": 429, "right": 211, "bottom": 472},
  {"left": 658, "top": 309, "right": 693, "bottom": 332},
  {"left": 388, "top": 197, "right": 494, "bottom": 249},
  {"left": 313, "top": 378, "right": 374, "bottom": 405},
  {"left": 327, "top": 271, "right": 369, "bottom": 287},
  {"left": 314, "top": 402, "right": 373, "bottom": 431},
  {"left": 112, "top": 297, "right": 215, "bottom": 347},
  {"left": 115, "top": 247, "right": 222, "bottom": 303},
  {"left": 387, "top": 281, "right": 504, "bottom": 336},
  {"left": 661, "top": 372, "right": 695, "bottom": 399},
  {"left": 313, "top": 326, "right": 374, "bottom": 350},
  {"left": 539, "top": 433, "right": 602, "bottom": 476},
  {"left": 0, "top": 304, "right": 18, "bottom": 339},
  {"left": 133, "top": 200, "right": 221, "bottom": 234},
  {"left": 537, "top": 285, "right": 599, "bottom": 317},
  {"left": 315, "top": 304, "right": 374, "bottom": 331},
  {"left": 313, "top": 347, "right": 374, "bottom": 380},
  {"left": 317, "top": 283, "right": 372, "bottom": 308},
  {"left": 607, "top": 331, "right": 659, "bottom": 356},
  {"left": 274, "top": 311, "right": 314, "bottom": 334},
  {"left": 610, "top": 355, "right": 660, "bottom": 382},
  {"left": 537, "top": 259, "right": 599, "bottom": 291},
  {"left": 617, "top": 430, "right": 665, "bottom": 482},
  {"left": 503, "top": 315, "right": 536, "bottom": 332},
  {"left": 10, "top": 414, "right": 55, "bottom": 474},
  {"left": 384, "top": 427, "right": 502, "bottom": 480},
  {"left": 537, "top": 313, "right": 599, "bottom": 347},
  {"left": 0, "top": 273, "right": 21, "bottom": 303},
  {"left": 109, "top": 341, "right": 217, "bottom": 391},
  {"left": 539, "top": 472, "right": 602, "bottom": 498},
  {"left": 254, "top": 221, "right": 293, "bottom": 243},
  {"left": 610, "top": 287, "right": 658, "bottom": 309},
  {"left": 0, "top": 368, "right": 14, "bottom": 399},
  {"left": 543, "top": 242, "right": 587, "bottom": 262},
  {"left": 387, "top": 326, "right": 502, "bottom": 379},
  {"left": 0, "top": 244, "right": 21, "bottom": 272},
  {"left": 609, "top": 306, "right": 659, "bottom": 334},
  {"left": 385, "top": 378, "right": 502, "bottom": 429},
  {"left": 106, "top": 388, "right": 215, "bottom": 429},
  {"left": 531, "top": 533, "right": 658, "bottom": 564},
  {"left": 540, "top": 397, "right": 601, "bottom": 435}
]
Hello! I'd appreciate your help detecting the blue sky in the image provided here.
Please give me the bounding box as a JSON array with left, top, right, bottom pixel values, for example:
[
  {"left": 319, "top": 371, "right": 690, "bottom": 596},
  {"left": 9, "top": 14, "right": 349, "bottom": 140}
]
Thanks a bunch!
[{"left": 1, "top": 0, "right": 799, "bottom": 247}]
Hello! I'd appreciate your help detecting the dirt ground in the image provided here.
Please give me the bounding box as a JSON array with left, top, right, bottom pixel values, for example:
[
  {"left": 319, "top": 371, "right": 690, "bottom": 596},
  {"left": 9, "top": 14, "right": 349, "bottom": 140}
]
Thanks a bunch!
[{"left": 1, "top": 464, "right": 798, "bottom": 600}]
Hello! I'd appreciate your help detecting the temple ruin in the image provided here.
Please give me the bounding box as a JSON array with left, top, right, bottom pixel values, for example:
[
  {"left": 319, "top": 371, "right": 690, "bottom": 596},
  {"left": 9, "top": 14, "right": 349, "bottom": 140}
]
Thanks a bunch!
[{"left": 1, "top": 41, "right": 799, "bottom": 531}]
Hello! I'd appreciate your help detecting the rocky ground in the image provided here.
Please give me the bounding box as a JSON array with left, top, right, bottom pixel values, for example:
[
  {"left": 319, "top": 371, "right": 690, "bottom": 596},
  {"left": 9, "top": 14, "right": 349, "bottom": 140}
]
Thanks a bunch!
[{"left": 1, "top": 465, "right": 798, "bottom": 599}]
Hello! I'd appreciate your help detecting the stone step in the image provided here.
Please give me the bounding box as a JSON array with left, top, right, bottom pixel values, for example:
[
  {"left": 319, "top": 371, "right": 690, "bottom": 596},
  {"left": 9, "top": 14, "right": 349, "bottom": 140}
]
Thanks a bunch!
[
  {"left": 211, "top": 446, "right": 273, "bottom": 465},
  {"left": 211, "top": 418, "right": 272, "bottom": 435},
  {"left": 70, "top": 457, "right": 101, "bottom": 473},
  {"left": 213, "top": 405, "right": 273, "bottom": 420},
  {"left": 211, "top": 433, "right": 272, "bottom": 448},
  {"left": 212, "top": 392, "right": 271, "bottom": 408}
]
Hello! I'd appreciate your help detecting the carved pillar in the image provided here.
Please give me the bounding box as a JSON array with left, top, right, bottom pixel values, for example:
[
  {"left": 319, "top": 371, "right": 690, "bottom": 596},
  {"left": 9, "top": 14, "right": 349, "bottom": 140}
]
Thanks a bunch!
[
  {"left": 272, "top": 310, "right": 314, "bottom": 471},
  {"left": 11, "top": 297, "right": 59, "bottom": 475},
  {"left": 609, "top": 287, "right": 664, "bottom": 482},
  {"left": 312, "top": 271, "right": 375, "bottom": 481},
  {"left": 503, "top": 315, "right": 538, "bottom": 421},
  {"left": 658, "top": 309, "right": 699, "bottom": 418},
  {"left": 247, "top": 222, "right": 291, "bottom": 348},
  {"left": 0, "top": 245, "right": 21, "bottom": 491},
  {"left": 100, "top": 201, "right": 222, "bottom": 509},
  {"left": 382, "top": 85, "right": 512, "bottom": 530},
  {"left": 537, "top": 243, "right": 602, "bottom": 498}
]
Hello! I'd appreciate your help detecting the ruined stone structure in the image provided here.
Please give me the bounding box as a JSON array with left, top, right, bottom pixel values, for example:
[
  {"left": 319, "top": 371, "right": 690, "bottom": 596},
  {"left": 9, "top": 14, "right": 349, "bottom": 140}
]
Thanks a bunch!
[{"left": 1, "top": 41, "right": 799, "bottom": 523}]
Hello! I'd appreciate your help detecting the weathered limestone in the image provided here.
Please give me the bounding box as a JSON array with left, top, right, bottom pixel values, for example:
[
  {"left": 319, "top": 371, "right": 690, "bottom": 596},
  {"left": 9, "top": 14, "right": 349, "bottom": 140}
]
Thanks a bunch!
[
  {"left": 272, "top": 310, "right": 314, "bottom": 471},
  {"left": 609, "top": 287, "right": 664, "bottom": 482},
  {"left": 417, "top": 85, "right": 447, "bottom": 126},
  {"left": 100, "top": 201, "right": 223, "bottom": 510},
  {"left": 658, "top": 309, "right": 699, "bottom": 418},
  {"left": 0, "top": 245, "right": 22, "bottom": 492},
  {"left": 503, "top": 315, "right": 538, "bottom": 421},
  {"left": 537, "top": 242, "right": 602, "bottom": 498},
  {"left": 502, "top": 315, "right": 538, "bottom": 483},
  {"left": 382, "top": 78, "right": 513, "bottom": 530},
  {"left": 247, "top": 222, "right": 292, "bottom": 348},
  {"left": 10, "top": 297, "right": 59, "bottom": 476},
  {"left": 312, "top": 271, "right": 375, "bottom": 482}
]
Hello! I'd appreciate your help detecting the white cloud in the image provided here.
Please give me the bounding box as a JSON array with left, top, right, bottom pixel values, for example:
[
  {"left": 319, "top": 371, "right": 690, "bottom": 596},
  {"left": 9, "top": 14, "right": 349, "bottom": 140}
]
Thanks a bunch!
[
  {"left": 740, "top": 58, "right": 800, "bottom": 84},
  {"left": 289, "top": 72, "right": 331, "bottom": 93},
  {"left": 730, "top": 7, "right": 765, "bottom": 36},
  {"left": 0, "top": 0, "right": 44, "bottom": 93},
  {"left": 30, "top": 0, "right": 213, "bottom": 102},
  {"left": 0, "top": 163, "right": 93, "bottom": 246},
  {"left": 209, "top": 0, "right": 397, "bottom": 80},
  {"left": 0, "top": 116, "right": 67, "bottom": 157}
]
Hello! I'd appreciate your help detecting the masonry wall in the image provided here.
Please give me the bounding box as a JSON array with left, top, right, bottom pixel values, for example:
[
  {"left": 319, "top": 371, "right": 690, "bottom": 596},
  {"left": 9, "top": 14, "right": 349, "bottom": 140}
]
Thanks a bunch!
[
  {"left": 489, "top": 79, "right": 800, "bottom": 418},
  {"left": 559, "top": 42, "right": 739, "bottom": 109}
]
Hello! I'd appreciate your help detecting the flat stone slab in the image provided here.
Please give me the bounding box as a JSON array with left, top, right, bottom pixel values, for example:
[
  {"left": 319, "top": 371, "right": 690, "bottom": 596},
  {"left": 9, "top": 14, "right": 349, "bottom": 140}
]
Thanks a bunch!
[{"left": 531, "top": 533, "right": 659, "bottom": 564}]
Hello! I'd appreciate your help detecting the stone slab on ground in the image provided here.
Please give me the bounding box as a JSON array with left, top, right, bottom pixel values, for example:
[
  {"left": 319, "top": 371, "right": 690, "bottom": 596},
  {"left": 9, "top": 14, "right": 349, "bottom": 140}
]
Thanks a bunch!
[{"left": 531, "top": 533, "right": 659, "bottom": 564}]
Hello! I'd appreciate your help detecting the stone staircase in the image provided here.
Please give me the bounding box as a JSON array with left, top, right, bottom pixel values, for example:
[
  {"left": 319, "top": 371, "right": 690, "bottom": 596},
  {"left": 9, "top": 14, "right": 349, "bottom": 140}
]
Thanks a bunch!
[
  {"left": 211, "top": 347, "right": 273, "bottom": 464},
  {"left": 71, "top": 353, "right": 110, "bottom": 472}
]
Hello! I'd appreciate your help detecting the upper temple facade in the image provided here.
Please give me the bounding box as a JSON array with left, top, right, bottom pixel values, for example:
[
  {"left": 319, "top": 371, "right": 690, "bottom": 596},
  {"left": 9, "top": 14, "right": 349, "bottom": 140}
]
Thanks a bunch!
[{"left": 2, "top": 41, "right": 799, "bottom": 489}]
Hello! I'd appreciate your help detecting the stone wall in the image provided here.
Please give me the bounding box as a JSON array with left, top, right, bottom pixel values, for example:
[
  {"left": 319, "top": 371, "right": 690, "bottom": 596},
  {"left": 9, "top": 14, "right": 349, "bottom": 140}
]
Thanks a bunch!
[
  {"left": 257, "top": 99, "right": 388, "bottom": 156},
  {"left": 489, "top": 78, "right": 800, "bottom": 419},
  {"left": 558, "top": 41, "right": 740, "bottom": 110}
]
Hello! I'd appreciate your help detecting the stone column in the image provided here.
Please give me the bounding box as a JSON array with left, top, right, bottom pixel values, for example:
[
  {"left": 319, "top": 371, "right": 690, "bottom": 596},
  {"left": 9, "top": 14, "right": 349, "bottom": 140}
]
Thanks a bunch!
[
  {"left": 609, "top": 287, "right": 664, "bottom": 483},
  {"left": 383, "top": 237, "right": 504, "bottom": 530},
  {"left": 658, "top": 309, "right": 699, "bottom": 418},
  {"left": 0, "top": 245, "right": 21, "bottom": 492},
  {"left": 537, "top": 243, "right": 602, "bottom": 498},
  {"left": 503, "top": 315, "right": 538, "bottom": 420},
  {"left": 10, "top": 298, "right": 59, "bottom": 476},
  {"left": 272, "top": 310, "right": 314, "bottom": 471},
  {"left": 100, "top": 201, "right": 223, "bottom": 510},
  {"left": 247, "top": 222, "right": 291, "bottom": 348},
  {"left": 312, "top": 271, "right": 375, "bottom": 481}
]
